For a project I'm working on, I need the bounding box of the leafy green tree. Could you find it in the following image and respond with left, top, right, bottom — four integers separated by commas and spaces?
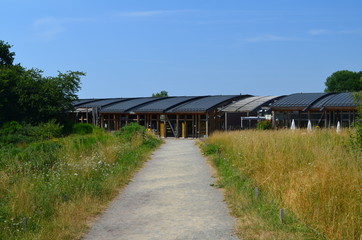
325, 70, 362, 92
0, 40, 15, 66
15, 70, 84, 124
152, 90, 168, 97
0, 40, 84, 125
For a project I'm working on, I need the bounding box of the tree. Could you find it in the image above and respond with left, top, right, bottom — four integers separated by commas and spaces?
15, 70, 84, 124
152, 90, 168, 97
0, 40, 15, 66
325, 70, 362, 92
0, 40, 84, 125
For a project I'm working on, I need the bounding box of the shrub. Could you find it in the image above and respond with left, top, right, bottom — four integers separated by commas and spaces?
116, 123, 145, 141
0, 121, 23, 135
72, 123, 93, 135
256, 120, 272, 130
33, 120, 63, 140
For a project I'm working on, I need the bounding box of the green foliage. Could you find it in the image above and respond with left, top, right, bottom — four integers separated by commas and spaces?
0, 120, 63, 145
72, 123, 94, 135
0, 40, 15, 65
0, 40, 84, 125
152, 90, 168, 97
116, 123, 146, 140
35, 120, 63, 140
0, 121, 23, 135
202, 143, 219, 155
256, 120, 273, 130
0, 125, 162, 240
350, 91, 362, 150
324, 70, 362, 92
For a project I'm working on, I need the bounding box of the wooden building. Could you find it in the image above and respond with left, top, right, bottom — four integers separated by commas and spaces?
271, 92, 359, 128
221, 96, 282, 130
72, 95, 247, 138
71, 92, 359, 133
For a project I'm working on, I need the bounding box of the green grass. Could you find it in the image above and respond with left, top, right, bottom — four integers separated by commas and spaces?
204, 143, 325, 240
0, 124, 162, 240
203, 129, 361, 240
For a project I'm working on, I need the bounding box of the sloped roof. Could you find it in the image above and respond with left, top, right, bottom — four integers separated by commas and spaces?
310, 92, 357, 110
100, 98, 160, 113
167, 95, 244, 113
271, 93, 330, 110
222, 96, 280, 112
73, 99, 101, 107
77, 98, 126, 108
135, 96, 202, 113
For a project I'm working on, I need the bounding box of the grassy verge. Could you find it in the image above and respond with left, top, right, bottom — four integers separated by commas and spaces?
202, 129, 361, 240
0, 124, 162, 240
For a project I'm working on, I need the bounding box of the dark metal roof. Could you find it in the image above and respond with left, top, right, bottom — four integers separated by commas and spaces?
222, 96, 280, 112
73, 99, 102, 107
135, 96, 202, 113
167, 95, 243, 113
77, 98, 125, 108
271, 93, 330, 110
100, 98, 160, 113
310, 92, 357, 110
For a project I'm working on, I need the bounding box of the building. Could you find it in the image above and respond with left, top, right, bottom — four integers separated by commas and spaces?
221, 96, 283, 130
71, 92, 359, 136
271, 92, 359, 128
71, 95, 248, 137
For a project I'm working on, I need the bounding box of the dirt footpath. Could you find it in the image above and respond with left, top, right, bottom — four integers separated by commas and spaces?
82, 139, 239, 240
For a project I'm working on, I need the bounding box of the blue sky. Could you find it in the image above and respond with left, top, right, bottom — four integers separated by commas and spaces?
1, 0, 362, 98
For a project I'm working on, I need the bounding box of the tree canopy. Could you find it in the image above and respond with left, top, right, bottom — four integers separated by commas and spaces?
324, 70, 362, 92
0, 40, 15, 66
152, 90, 168, 97
0, 40, 84, 126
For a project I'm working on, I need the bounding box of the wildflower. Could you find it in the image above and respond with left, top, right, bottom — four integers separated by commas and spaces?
74, 173, 78, 176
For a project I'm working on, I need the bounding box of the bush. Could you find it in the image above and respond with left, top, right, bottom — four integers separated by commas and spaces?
72, 123, 93, 135
256, 120, 272, 130
33, 120, 63, 140
116, 123, 145, 140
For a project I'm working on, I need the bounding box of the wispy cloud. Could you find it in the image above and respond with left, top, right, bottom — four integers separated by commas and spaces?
244, 34, 300, 43
308, 29, 330, 36
114, 10, 191, 17
33, 17, 92, 41
309, 29, 362, 36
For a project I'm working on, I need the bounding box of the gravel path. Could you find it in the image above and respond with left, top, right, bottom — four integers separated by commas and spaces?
82, 139, 239, 240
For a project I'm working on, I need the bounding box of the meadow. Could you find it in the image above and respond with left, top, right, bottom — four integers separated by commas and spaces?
0, 123, 161, 240
204, 129, 361, 240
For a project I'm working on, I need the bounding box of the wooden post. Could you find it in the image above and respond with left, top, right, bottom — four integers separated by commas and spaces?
23, 217, 28, 232
206, 113, 209, 137
225, 112, 228, 131
107, 114, 111, 131
157, 115, 160, 136
163, 117, 166, 137
298, 111, 301, 128
192, 115, 195, 138
197, 114, 201, 138
279, 209, 285, 224
176, 114, 179, 138
101, 114, 104, 129
86, 108, 89, 123
272, 111, 276, 128
254, 187, 259, 200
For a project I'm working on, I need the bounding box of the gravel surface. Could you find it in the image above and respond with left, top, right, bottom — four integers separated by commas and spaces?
82, 139, 239, 240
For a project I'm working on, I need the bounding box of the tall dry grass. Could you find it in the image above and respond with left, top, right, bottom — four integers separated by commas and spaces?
207, 129, 361, 240
0, 126, 161, 240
